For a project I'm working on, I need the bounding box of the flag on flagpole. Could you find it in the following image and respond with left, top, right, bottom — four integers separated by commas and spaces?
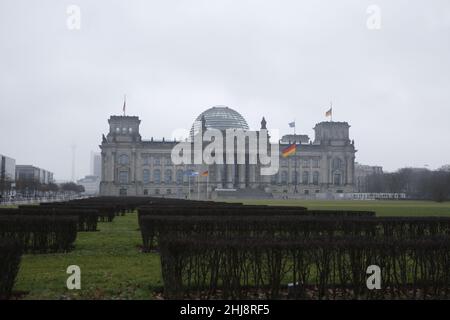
201, 170, 209, 177
325, 107, 332, 118
281, 143, 297, 157
288, 121, 295, 128
184, 169, 199, 176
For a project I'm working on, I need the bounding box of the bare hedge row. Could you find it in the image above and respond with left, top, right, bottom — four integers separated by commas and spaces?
160, 237, 450, 299
139, 215, 450, 251
0, 215, 78, 253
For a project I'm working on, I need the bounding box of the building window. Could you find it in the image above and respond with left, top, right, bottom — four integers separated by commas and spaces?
122, 127, 127, 134
166, 189, 172, 195
165, 158, 172, 165
302, 159, 310, 168
143, 189, 148, 195
281, 159, 288, 167
302, 171, 309, 185
116, 127, 120, 133
304, 189, 309, 195
142, 154, 149, 165
332, 158, 343, 170
164, 169, 173, 184
313, 171, 319, 185
119, 154, 129, 165
154, 157, 160, 166
119, 188, 127, 196
334, 172, 341, 185
281, 171, 288, 185
143, 169, 150, 184
153, 169, 161, 184
129, 127, 133, 133
119, 171, 129, 184
176, 169, 184, 184
155, 188, 160, 195
312, 159, 319, 168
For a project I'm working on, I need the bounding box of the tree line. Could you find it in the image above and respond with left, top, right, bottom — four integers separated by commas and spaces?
366, 167, 450, 202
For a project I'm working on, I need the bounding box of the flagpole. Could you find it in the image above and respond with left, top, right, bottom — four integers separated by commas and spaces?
206, 173, 209, 200
188, 174, 191, 199
330, 102, 333, 122
197, 175, 200, 200
123, 94, 127, 116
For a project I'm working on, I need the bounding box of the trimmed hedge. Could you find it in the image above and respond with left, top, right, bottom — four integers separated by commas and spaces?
14, 207, 99, 231
0, 239, 22, 300
160, 237, 450, 299
0, 215, 78, 253
139, 215, 450, 250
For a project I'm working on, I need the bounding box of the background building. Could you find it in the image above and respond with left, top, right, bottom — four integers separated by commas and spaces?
100, 106, 357, 198
355, 163, 384, 192
15, 165, 54, 184
0, 154, 16, 199
91, 152, 102, 178
77, 175, 100, 195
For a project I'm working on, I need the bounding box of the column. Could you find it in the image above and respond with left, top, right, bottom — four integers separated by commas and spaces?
226, 164, 234, 189
238, 164, 246, 189
215, 164, 223, 188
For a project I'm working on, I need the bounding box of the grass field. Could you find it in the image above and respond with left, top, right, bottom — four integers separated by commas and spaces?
233, 199, 450, 217
12, 200, 450, 299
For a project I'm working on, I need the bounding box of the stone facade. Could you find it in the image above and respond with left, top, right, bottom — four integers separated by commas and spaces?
99, 113, 357, 198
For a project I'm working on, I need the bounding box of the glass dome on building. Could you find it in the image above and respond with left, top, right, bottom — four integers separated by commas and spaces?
190, 105, 249, 139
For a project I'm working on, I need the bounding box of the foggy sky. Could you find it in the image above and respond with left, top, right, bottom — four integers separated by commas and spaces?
1, 0, 450, 181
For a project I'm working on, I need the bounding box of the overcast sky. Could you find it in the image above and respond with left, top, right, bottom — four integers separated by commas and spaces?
1, 0, 449, 180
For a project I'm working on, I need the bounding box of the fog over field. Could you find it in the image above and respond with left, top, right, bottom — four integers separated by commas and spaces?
1, 0, 449, 180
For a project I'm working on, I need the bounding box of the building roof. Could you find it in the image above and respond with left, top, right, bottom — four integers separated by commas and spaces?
190, 105, 249, 138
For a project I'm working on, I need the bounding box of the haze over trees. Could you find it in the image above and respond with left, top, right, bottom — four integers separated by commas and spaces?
366, 167, 450, 202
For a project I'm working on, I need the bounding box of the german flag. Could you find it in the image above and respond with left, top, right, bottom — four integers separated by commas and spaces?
201, 170, 209, 177
281, 143, 296, 157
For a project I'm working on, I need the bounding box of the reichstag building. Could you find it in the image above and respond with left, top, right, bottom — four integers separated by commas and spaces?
99, 106, 356, 198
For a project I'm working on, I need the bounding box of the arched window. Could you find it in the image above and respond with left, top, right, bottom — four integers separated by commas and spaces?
176, 170, 184, 184
332, 158, 342, 170
164, 169, 173, 184
334, 172, 341, 186
302, 171, 309, 185
313, 171, 319, 185
281, 171, 288, 184
153, 169, 161, 184
119, 154, 129, 165
154, 157, 160, 165
143, 169, 150, 184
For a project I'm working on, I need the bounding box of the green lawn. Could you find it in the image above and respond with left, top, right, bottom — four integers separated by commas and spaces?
232, 199, 450, 217
14, 213, 162, 300
12, 200, 450, 299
